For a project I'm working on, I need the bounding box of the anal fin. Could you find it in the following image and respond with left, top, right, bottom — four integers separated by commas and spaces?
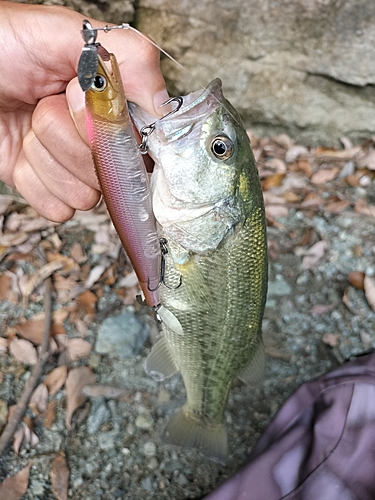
163, 404, 228, 465
144, 337, 178, 381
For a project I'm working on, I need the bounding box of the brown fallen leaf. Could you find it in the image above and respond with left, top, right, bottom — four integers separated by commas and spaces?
69, 242, 87, 264
65, 366, 95, 429
0, 463, 31, 500
263, 192, 289, 218
354, 199, 375, 218
311, 167, 339, 184
302, 240, 327, 269
76, 290, 97, 317
0, 337, 8, 355
44, 400, 57, 428
14, 317, 65, 345
50, 451, 69, 500
323, 200, 350, 214
29, 383, 48, 414
67, 338, 92, 362
322, 333, 340, 347
82, 384, 127, 399
44, 366, 68, 396
9, 338, 38, 366
46, 251, 80, 273
348, 271, 365, 290
364, 275, 375, 312
0, 399, 8, 430
0, 274, 11, 301
262, 173, 285, 190
310, 304, 335, 314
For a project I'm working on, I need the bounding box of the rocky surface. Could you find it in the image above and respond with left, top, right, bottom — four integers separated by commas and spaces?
1, 133, 375, 498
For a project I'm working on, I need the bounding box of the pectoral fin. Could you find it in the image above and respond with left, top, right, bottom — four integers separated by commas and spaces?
156, 305, 184, 335
144, 337, 179, 381
237, 340, 265, 386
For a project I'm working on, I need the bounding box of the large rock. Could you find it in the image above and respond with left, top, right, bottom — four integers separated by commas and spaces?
136, 0, 375, 145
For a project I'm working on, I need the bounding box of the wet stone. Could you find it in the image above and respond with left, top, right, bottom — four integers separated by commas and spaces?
143, 441, 156, 457
98, 431, 115, 451
95, 310, 149, 359
87, 397, 111, 435
141, 475, 154, 491
176, 473, 189, 487
267, 279, 292, 296
31, 480, 44, 496
135, 413, 154, 430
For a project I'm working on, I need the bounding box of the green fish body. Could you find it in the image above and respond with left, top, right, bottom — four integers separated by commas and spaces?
130, 79, 267, 464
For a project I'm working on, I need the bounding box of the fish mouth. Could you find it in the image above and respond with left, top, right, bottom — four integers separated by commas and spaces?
129, 78, 224, 129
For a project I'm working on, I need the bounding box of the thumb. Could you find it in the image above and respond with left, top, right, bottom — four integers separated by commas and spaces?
66, 78, 89, 145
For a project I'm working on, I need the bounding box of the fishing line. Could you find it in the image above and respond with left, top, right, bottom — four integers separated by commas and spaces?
92, 22, 242, 127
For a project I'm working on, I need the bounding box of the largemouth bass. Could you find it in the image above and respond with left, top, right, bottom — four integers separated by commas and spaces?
130, 79, 268, 464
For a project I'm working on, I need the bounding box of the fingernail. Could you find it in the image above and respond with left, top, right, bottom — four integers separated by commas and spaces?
66, 79, 85, 113
153, 89, 170, 117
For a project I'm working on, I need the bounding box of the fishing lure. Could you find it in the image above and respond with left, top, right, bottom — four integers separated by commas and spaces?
77, 21, 183, 333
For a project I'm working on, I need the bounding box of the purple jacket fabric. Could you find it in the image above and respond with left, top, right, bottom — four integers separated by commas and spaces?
204, 352, 375, 500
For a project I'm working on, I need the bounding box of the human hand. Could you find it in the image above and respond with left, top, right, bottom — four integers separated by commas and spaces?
0, 1, 168, 222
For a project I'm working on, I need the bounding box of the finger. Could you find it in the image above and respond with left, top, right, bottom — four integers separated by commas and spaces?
32, 93, 99, 189
13, 156, 75, 223
22, 129, 100, 214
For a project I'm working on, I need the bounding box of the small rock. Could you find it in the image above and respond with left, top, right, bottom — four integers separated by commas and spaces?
143, 441, 156, 457
158, 389, 171, 404
267, 279, 292, 296
141, 475, 153, 491
73, 477, 83, 489
147, 457, 159, 470
31, 480, 44, 496
135, 413, 154, 430
95, 311, 149, 358
98, 431, 115, 450
87, 397, 111, 435
0, 399, 8, 430
176, 473, 189, 487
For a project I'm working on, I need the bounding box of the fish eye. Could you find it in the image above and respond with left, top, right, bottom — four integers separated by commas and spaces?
210, 135, 234, 160
91, 74, 107, 92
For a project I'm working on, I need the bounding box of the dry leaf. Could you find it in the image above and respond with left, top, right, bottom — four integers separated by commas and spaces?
46, 251, 79, 273
262, 173, 285, 190
348, 271, 365, 290
364, 275, 375, 312
0, 399, 8, 430
70, 242, 87, 264
67, 338, 92, 362
285, 145, 309, 163
0, 232, 28, 247
44, 366, 68, 396
65, 366, 95, 429
0, 274, 11, 300
354, 199, 375, 218
50, 451, 69, 500
77, 290, 97, 317
29, 383, 48, 414
0, 337, 8, 355
44, 400, 57, 428
82, 384, 127, 399
322, 333, 340, 347
0, 463, 31, 500
310, 304, 335, 314
12, 426, 25, 455
263, 192, 289, 218
9, 338, 38, 365
84, 264, 106, 289
302, 240, 327, 269
323, 200, 350, 214
311, 167, 339, 184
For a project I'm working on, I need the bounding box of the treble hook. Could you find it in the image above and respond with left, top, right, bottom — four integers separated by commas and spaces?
139, 96, 184, 154
148, 238, 183, 291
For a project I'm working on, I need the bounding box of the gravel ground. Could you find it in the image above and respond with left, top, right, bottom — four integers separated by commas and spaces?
1, 138, 375, 499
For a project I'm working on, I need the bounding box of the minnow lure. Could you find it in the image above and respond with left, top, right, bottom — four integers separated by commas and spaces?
77, 21, 183, 333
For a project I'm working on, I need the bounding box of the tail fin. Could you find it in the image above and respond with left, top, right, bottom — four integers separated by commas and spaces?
162, 404, 228, 465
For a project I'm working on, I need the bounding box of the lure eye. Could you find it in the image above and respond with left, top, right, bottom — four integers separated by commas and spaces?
210, 135, 234, 160
91, 74, 107, 92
